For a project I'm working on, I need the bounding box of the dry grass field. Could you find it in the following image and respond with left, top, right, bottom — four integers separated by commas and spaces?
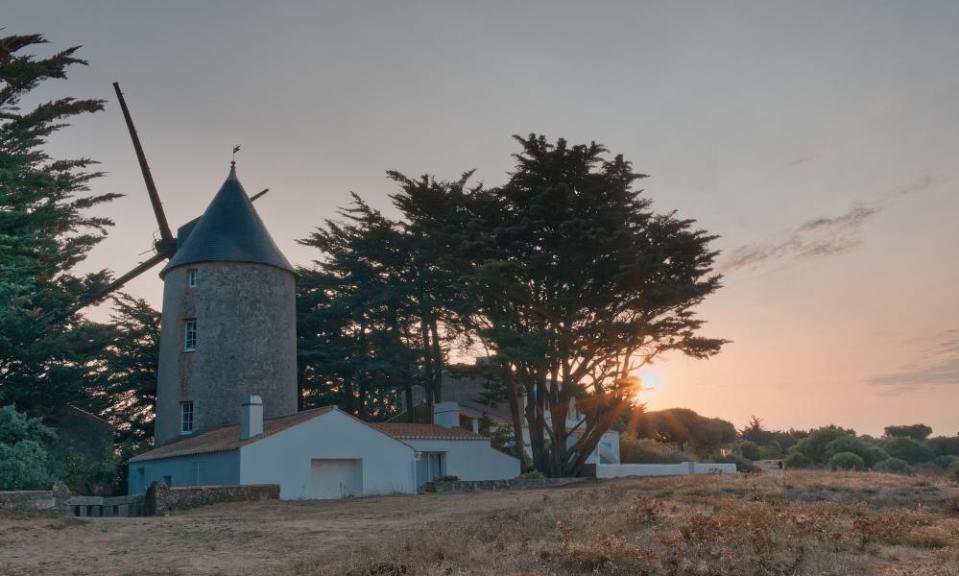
2, 471, 959, 575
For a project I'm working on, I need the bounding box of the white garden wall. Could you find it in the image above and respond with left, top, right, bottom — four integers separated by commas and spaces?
594, 462, 737, 479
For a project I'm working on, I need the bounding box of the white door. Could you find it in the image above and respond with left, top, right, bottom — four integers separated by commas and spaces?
310, 459, 362, 499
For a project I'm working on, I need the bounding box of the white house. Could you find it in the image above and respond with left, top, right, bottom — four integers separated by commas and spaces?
128, 398, 520, 500
401, 375, 621, 465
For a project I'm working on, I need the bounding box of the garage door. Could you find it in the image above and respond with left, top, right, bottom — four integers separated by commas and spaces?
310, 459, 363, 499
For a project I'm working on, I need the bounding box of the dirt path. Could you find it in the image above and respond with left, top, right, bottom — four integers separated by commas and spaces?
0, 486, 581, 576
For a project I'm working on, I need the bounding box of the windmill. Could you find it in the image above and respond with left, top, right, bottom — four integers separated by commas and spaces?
73, 83, 267, 312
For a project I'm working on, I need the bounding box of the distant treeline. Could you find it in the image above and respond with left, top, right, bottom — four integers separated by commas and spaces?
620, 409, 959, 478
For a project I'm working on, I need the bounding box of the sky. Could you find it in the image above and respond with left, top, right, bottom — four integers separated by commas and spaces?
6, 1, 959, 436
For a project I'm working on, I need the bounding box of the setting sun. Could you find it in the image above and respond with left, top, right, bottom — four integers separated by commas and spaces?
633, 366, 662, 403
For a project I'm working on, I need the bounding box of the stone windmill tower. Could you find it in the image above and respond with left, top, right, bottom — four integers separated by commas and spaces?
152, 163, 298, 445
78, 84, 298, 446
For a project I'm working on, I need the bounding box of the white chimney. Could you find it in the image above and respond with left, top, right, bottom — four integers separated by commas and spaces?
240, 395, 263, 440
434, 401, 460, 429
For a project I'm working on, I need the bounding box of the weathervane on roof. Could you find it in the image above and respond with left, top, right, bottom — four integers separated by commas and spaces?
231, 144, 241, 167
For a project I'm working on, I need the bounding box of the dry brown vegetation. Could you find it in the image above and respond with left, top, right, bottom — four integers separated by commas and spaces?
291, 472, 959, 576
2, 471, 959, 576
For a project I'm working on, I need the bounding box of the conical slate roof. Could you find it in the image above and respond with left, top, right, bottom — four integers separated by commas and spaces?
162, 166, 293, 276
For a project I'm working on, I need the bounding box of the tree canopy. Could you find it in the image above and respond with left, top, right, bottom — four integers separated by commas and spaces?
0, 33, 119, 417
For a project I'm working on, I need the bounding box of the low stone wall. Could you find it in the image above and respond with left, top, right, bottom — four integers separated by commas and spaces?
0, 490, 57, 515
144, 483, 280, 516
423, 477, 586, 493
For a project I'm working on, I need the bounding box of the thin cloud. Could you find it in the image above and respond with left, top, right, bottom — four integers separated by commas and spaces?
870, 330, 959, 391
786, 154, 815, 167
723, 203, 879, 271
722, 175, 934, 272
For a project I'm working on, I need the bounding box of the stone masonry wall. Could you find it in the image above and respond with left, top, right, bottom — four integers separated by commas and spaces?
0, 491, 56, 515
423, 477, 586, 493
144, 482, 279, 516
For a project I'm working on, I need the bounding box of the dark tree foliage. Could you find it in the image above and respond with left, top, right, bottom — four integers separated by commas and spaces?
301, 135, 726, 476
883, 424, 933, 443
297, 197, 418, 420
0, 34, 120, 418
457, 136, 725, 475
635, 408, 736, 458
87, 294, 160, 442
927, 436, 959, 457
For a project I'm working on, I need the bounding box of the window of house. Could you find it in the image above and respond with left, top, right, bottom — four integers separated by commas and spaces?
180, 401, 194, 434
163, 475, 172, 487
187, 268, 198, 288
184, 319, 197, 351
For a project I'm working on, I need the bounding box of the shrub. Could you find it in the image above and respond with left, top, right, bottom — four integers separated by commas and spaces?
794, 426, 852, 465
828, 451, 865, 471
0, 440, 51, 490
0, 406, 57, 490
784, 452, 811, 469
948, 460, 959, 481
717, 454, 756, 472
620, 436, 696, 464
883, 437, 934, 465
518, 470, 545, 480
934, 455, 957, 470
738, 440, 762, 461
927, 436, 959, 457
823, 435, 868, 462
873, 458, 911, 475
863, 446, 890, 469
759, 440, 783, 459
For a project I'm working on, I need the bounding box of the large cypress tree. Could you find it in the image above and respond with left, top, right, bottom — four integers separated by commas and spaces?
392, 135, 726, 476
0, 34, 119, 418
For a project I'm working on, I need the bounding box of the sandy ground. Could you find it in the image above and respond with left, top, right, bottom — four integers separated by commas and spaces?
0, 485, 584, 576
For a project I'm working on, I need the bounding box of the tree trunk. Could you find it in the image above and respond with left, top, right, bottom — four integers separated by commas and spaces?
419, 318, 434, 422
502, 365, 528, 471
429, 318, 443, 403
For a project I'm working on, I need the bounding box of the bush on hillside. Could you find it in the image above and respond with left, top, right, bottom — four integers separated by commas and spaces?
872, 457, 911, 475
784, 452, 811, 469
738, 440, 762, 461
794, 426, 853, 464
863, 446, 890, 469
759, 440, 783, 460
717, 453, 756, 473
828, 451, 865, 471
620, 436, 697, 464
927, 436, 959, 457
934, 455, 957, 470
823, 435, 868, 462
949, 460, 959, 482
883, 437, 934, 465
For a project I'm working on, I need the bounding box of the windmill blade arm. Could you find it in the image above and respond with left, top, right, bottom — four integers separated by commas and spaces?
113, 82, 174, 245
74, 252, 167, 312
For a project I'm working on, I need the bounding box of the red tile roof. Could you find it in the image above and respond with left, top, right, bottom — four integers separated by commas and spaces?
370, 423, 487, 441
130, 406, 335, 462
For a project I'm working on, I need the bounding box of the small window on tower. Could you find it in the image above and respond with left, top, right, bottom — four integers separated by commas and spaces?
180, 401, 193, 434
184, 319, 197, 351
187, 268, 197, 288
